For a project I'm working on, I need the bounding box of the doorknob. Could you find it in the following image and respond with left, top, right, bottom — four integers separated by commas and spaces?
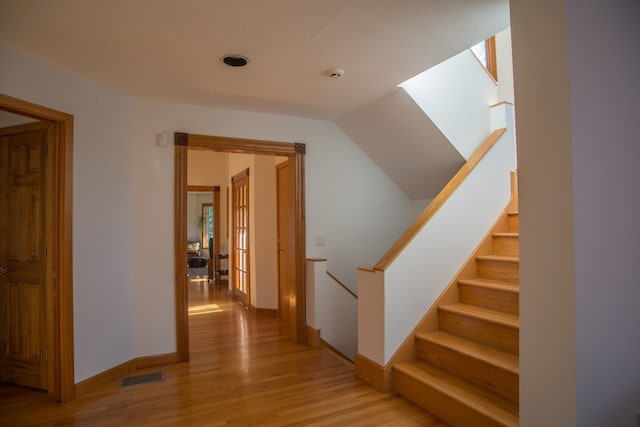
0, 266, 6, 276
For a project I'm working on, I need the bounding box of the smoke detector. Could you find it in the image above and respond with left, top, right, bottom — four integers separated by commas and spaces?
324, 68, 345, 79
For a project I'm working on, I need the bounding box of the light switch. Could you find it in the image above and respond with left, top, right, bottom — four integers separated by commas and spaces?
157, 131, 171, 147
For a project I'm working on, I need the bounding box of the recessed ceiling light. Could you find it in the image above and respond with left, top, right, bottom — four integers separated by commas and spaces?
221, 54, 249, 67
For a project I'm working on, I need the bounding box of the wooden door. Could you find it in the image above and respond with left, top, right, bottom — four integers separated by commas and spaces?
0, 121, 50, 390
231, 169, 250, 307
276, 161, 292, 323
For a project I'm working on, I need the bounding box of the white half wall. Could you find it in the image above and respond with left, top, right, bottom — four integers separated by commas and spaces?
358, 120, 516, 366
383, 126, 515, 363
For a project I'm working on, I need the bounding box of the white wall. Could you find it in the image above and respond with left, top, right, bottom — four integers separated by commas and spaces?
0, 44, 137, 382
512, 1, 640, 426
137, 100, 421, 366
495, 28, 514, 104
305, 125, 419, 292
511, 3, 577, 424
226, 153, 278, 309
566, 2, 640, 426
400, 49, 498, 159
130, 94, 414, 338
188, 149, 229, 252
188, 150, 230, 188
252, 155, 278, 309
1, 42, 419, 381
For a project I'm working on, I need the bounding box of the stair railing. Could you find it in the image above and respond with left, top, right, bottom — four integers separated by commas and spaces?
306, 259, 358, 361
375, 127, 506, 271
356, 104, 516, 388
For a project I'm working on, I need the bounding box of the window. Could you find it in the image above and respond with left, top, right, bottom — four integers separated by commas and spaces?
471, 36, 497, 81
201, 203, 214, 248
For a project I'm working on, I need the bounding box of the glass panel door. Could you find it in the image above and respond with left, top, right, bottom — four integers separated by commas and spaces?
231, 169, 250, 306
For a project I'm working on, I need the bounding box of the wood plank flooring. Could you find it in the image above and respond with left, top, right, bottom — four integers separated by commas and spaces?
0, 278, 447, 426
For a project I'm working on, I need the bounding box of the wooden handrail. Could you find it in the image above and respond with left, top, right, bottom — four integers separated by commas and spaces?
327, 271, 358, 299
373, 128, 507, 271
307, 258, 358, 299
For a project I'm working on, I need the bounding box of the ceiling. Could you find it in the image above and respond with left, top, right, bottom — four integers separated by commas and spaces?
0, 0, 509, 121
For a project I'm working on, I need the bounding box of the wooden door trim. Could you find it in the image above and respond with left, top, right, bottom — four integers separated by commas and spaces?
174, 143, 189, 361
0, 93, 75, 402
174, 133, 306, 360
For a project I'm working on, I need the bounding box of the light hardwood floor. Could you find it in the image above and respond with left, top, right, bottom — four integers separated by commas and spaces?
0, 277, 447, 426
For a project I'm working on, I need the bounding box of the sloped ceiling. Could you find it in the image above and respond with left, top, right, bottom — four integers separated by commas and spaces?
337, 88, 465, 200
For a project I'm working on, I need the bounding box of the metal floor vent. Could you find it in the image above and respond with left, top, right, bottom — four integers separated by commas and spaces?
119, 371, 165, 388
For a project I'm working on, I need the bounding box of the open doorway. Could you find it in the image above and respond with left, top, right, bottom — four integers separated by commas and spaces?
0, 94, 74, 402
185, 183, 225, 330
174, 132, 306, 362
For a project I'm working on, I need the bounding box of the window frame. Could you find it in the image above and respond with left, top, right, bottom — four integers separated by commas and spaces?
471, 36, 498, 82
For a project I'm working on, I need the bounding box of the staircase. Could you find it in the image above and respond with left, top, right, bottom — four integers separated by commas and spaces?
393, 202, 519, 426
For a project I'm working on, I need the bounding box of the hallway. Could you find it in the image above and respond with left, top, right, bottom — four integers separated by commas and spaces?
0, 279, 445, 426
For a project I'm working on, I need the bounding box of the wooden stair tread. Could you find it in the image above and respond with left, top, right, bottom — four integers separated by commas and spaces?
458, 278, 519, 292
417, 330, 519, 375
476, 254, 519, 263
394, 360, 519, 426
439, 303, 519, 329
